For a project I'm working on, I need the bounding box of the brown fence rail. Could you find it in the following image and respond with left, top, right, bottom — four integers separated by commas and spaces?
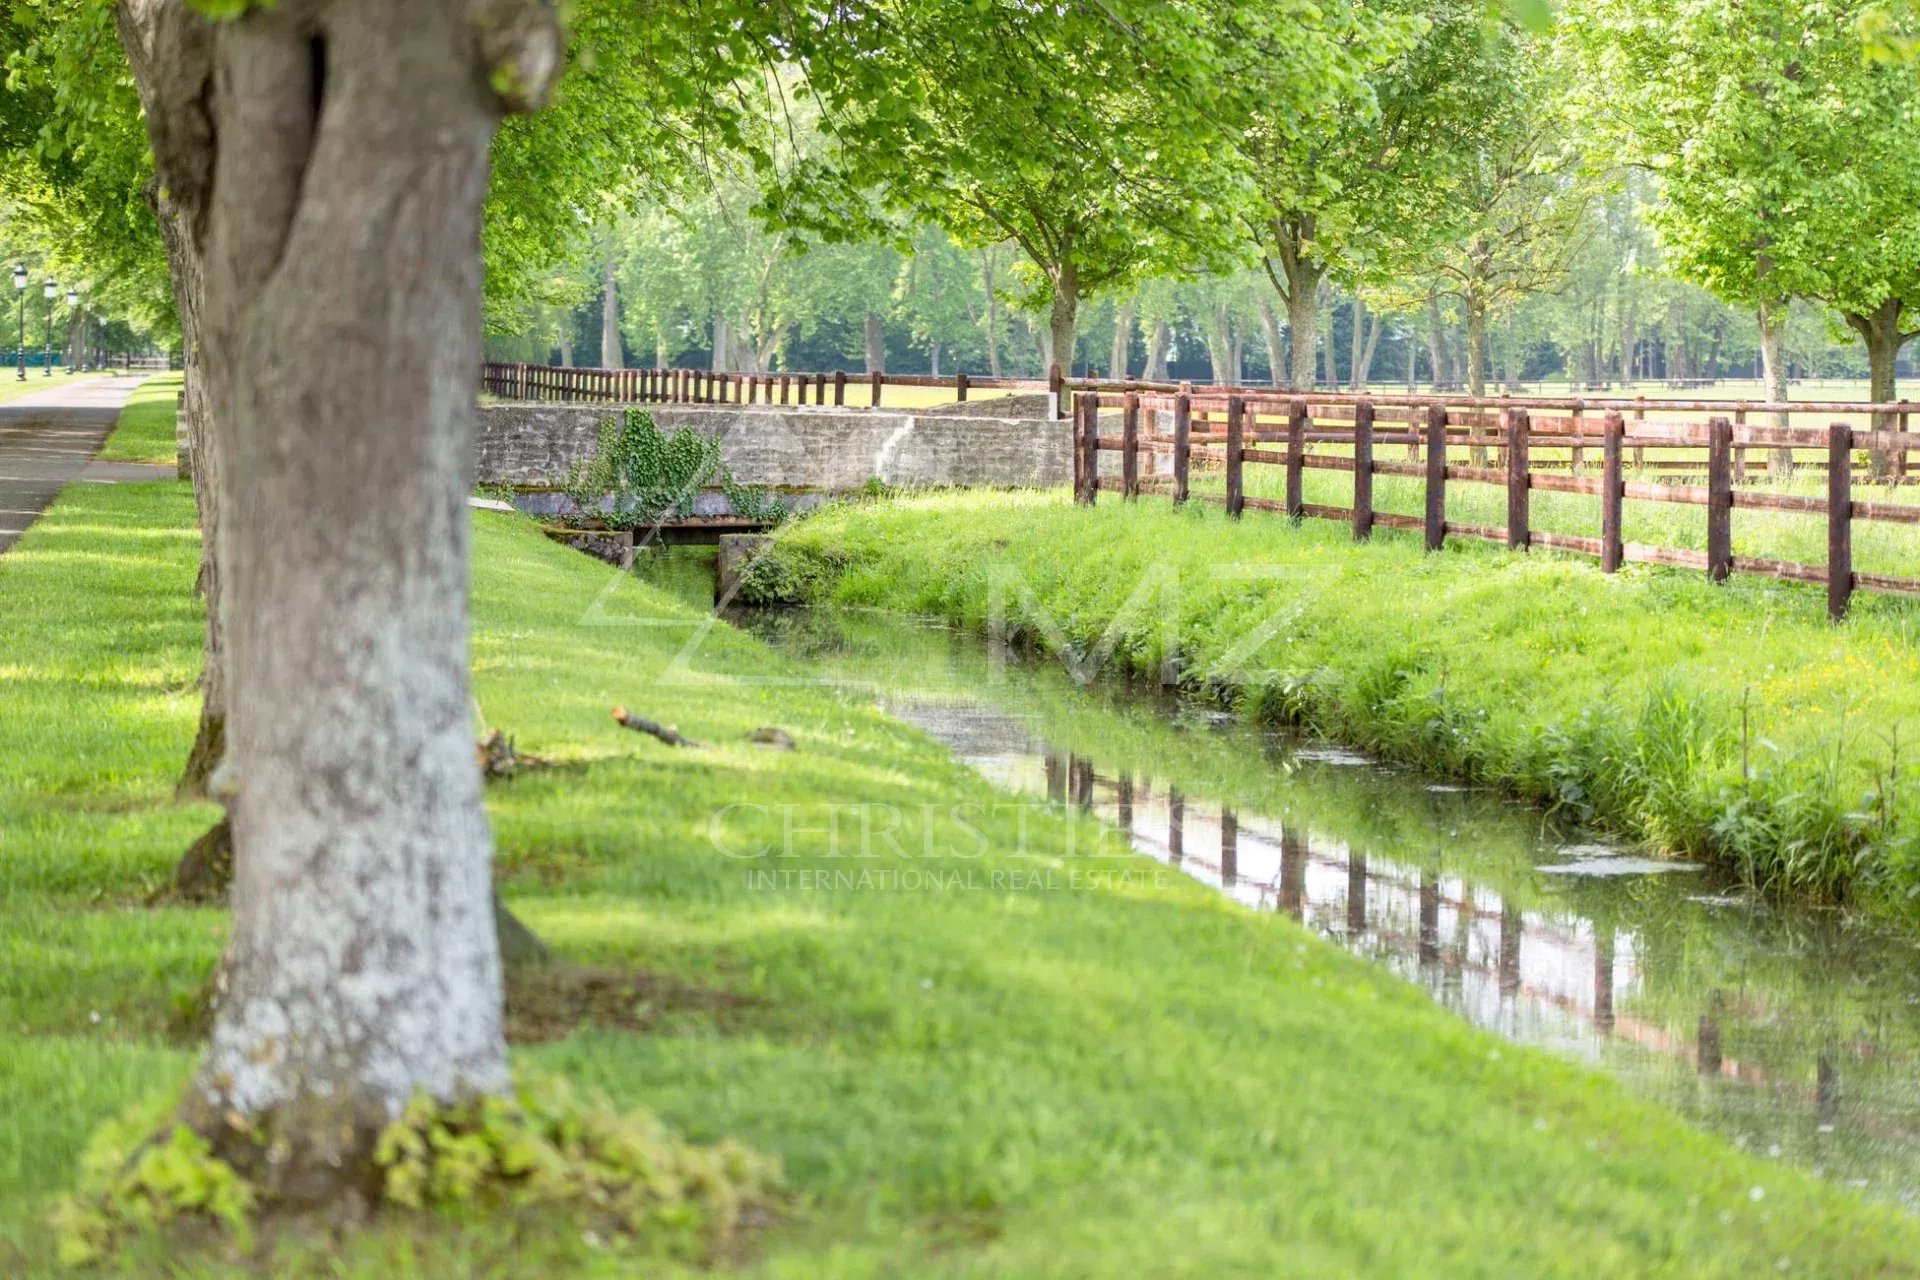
1071, 389, 1920, 620
482, 361, 1920, 615
481, 361, 1062, 410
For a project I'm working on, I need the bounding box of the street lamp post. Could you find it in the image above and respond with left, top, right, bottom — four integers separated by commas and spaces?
41, 280, 57, 377
12, 265, 26, 381
64, 289, 78, 374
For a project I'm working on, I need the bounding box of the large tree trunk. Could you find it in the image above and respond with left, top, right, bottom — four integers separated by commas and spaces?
599, 249, 622, 370
118, 10, 227, 801
1757, 301, 1792, 476
1145, 318, 1170, 381
711, 313, 730, 374
1047, 265, 1078, 378
863, 310, 886, 374
1110, 299, 1133, 379
1846, 298, 1908, 476
125, 0, 558, 1201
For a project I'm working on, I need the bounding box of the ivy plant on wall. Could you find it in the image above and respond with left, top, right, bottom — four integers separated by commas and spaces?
562, 408, 790, 528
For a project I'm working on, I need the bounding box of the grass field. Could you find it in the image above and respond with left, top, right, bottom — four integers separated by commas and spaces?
92, 374, 182, 466
748, 487, 1920, 913
5, 403, 1920, 1274
0, 371, 117, 408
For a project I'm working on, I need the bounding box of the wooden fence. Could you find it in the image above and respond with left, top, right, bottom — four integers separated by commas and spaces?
1072, 389, 1920, 620
481, 361, 1064, 409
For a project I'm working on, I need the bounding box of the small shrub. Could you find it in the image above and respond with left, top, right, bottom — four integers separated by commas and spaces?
52, 1075, 780, 1268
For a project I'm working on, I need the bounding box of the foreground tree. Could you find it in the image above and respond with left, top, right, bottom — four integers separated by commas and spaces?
118, 0, 558, 1194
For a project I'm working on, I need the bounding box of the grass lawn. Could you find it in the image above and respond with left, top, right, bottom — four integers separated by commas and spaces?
5, 401, 1920, 1275
92, 374, 182, 466
749, 487, 1920, 912
0, 371, 119, 407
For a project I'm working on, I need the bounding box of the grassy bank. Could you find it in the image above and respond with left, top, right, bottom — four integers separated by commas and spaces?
6, 412, 1920, 1273
92, 374, 182, 466
746, 489, 1920, 910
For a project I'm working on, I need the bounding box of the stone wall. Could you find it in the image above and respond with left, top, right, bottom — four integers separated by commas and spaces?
475, 403, 1072, 495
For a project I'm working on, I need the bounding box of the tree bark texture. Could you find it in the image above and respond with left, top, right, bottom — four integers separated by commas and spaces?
599, 249, 622, 369
121, 0, 559, 1197
1047, 266, 1078, 378
863, 310, 886, 374
1145, 318, 1170, 382
1109, 299, 1133, 379
1846, 297, 1911, 475
117, 6, 228, 799
1757, 301, 1793, 476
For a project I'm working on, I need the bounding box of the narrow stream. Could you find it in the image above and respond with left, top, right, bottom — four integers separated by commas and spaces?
637, 545, 1920, 1211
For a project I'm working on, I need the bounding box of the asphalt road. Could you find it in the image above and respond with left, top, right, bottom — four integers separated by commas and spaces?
0, 376, 167, 555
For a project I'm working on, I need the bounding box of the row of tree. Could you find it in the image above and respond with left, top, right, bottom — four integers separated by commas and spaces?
486, 0, 1920, 408
499, 186, 1883, 391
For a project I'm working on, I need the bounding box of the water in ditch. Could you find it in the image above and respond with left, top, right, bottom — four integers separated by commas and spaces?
637, 543, 1920, 1211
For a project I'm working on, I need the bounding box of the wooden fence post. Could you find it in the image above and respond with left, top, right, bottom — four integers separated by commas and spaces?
1506, 407, 1530, 551
1633, 396, 1646, 469
1226, 395, 1246, 518
815, 372, 827, 404
1286, 398, 1307, 521
1707, 416, 1733, 582
1353, 399, 1374, 541
1122, 393, 1141, 499
1830, 423, 1853, 620
1071, 394, 1084, 500
779, 374, 790, 405
834, 370, 847, 407
1050, 364, 1065, 420
1424, 402, 1447, 552
1173, 393, 1192, 504
1569, 402, 1585, 471
870, 370, 883, 408
1602, 410, 1624, 573
1078, 392, 1100, 505
956, 371, 970, 402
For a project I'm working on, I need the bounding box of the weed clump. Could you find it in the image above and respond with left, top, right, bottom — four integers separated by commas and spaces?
52, 1075, 780, 1268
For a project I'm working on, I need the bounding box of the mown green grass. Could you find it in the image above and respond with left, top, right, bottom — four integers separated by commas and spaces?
4, 409, 1920, 1274
0, 371, 118, 407
750, 488, 1920, 911
92, 374, 182, 466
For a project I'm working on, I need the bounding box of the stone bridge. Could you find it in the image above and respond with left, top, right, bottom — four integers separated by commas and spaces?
476, 399, 1076, 524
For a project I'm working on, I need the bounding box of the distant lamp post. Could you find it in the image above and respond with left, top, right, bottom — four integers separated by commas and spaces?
65, 289, 79, 373
41, 280, 56, 377
12, 265, 25, 381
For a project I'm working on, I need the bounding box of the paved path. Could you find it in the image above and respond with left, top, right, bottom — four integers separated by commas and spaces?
0, 376, 168, 554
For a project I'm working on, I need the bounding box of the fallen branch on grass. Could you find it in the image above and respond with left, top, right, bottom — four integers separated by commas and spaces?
612, 706, 701, 748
